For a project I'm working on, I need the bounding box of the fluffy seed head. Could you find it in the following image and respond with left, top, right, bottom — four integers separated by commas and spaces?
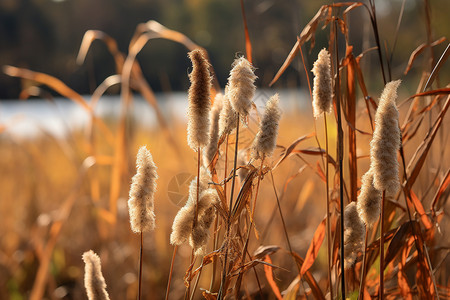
187, 49, 212, 150
189, 190, 218, 256
219, 89, 238, 136
312, 48, 333, 118
343, 202, 366, 269
128, 146, 158, 233
227, 57, 257, 120
357, 169, 382, 227
370, 80, 401, 195
204, 93, 224, 165
170, 205, 194, 245
252, 94, 282, 159
82, 250, 110, 300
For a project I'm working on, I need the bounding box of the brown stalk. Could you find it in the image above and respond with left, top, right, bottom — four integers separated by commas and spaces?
333, 19, 346, 299
218, 115, 240, 300
324, 114, 333, 300
164, 245, 178, 300
380, 190, 385, 300
138, 232, 144, 300
234, 155, 265, 298
358, 228, 369, 299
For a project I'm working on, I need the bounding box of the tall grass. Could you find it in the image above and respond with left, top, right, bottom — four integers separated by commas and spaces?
1, 2, 449, 300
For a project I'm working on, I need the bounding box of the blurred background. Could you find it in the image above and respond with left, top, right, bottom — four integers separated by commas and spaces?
1, 0, 449, 99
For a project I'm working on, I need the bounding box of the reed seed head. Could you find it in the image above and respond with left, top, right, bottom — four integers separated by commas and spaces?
312, 48, 333, 118
204, 92, 224, 165
187, 49, 212, 150
82, 250, 110, 300
370, 80, 401, 195
189, 189, 218, 256
227, 57, 257, 122
357, 169, 382, 227
252, 94, 281, 159
170, 205, 194, 245
344, 202, 365, 269
218, 89, 238, 136
128, 146, 158, 233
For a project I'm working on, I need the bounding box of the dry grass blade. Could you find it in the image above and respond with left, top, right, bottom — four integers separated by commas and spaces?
131, 20, 220, 94
273, 133, 315, 169
263, 255, 283, 300
403, 37, 447, 75
384, 221, 415, 266
404, 95, 450, 192
76, 30, 124, 74
291, 252, 325, 300
240, 0, 252, 63
231, 168, 258, 222
342, 46, 358, 202
292, 148, 337, 168
431, 169, 450, 212
300, 218, 326, 277
269, 3, 364, 86
3, 66, 91, 112
408, 190, 433, 230
424, 42, 450, 91
3, 65, 114, 142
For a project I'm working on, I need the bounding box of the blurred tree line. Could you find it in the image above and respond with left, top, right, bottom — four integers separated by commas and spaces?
0, 0, 448, 99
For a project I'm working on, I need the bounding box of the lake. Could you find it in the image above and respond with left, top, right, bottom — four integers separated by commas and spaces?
0, 89, 309, 138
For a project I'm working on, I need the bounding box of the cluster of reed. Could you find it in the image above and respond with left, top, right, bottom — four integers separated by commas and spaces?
82, 50, 284, 299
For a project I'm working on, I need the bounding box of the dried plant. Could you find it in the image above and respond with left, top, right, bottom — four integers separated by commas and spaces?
357, 169, 382, 227
370, 80, 402, 196
128, 146, 158, 233
343, 202, 365, 269
187, 49, 212, 151
227, 57, 257, 122
252, 93, 282, 159
82, 250, 110, 300
312, 48, 333, 118
204, 93, 224, 165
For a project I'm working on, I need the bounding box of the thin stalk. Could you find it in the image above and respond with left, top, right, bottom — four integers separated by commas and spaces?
269, 170, 309, 298
194, 148, 201, 226
235, 156, 265, 298
380, 190, 385, 300
138, 232, 143, 300
165, 245, 178, 300
190, 266, 203, 300
324, 114, 333, 300
334, 19, 345, 300
185, 250, 195, 300
209, 211, 219, 291
218, 115, 240, 300
358, 228, 369, 300
210, 135, 228, 290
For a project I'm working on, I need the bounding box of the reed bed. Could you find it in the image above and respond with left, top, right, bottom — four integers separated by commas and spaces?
1, 1, 449, 300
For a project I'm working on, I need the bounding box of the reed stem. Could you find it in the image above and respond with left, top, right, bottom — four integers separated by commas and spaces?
334, 19, 345, 300
324, 114, 333, 300
358, 227, 369, 300
218, 115, 240, 300
165, 245, 178, 300
138, 232, 143, 300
